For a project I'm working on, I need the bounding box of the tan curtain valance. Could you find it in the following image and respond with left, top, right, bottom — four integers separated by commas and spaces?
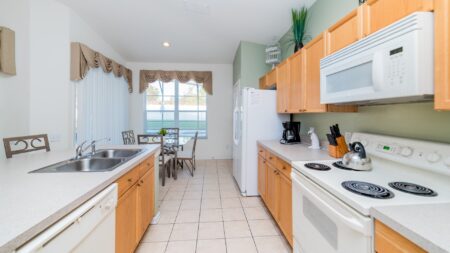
70, 42, 132, 92
0, 26, 16, 75
140, 70, 213, 95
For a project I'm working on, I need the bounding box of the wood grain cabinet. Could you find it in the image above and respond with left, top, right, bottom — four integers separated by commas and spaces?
363, 0, 433, 36
326, 7, 363, 54
434, 0, 450, 110
266, 68, 277, 88
259, 75, 267, 89
276, 60, 290, 113
257, 145, 293, 247
288, 51, 304, 113
375, 220, 426, 253
116, 154, 155, 253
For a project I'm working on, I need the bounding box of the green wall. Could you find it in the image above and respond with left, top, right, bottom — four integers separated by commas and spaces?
233, 41, 271, 88
279, 0, 450, 143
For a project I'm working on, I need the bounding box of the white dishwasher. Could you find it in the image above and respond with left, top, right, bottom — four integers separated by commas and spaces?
17, 184, 118, 253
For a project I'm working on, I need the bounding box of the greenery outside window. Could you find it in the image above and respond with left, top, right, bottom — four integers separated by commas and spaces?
145, 80, 207, 138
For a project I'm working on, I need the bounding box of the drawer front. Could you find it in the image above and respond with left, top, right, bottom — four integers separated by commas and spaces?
277, 158, 292, 179
258, 145, 266, 158
117, 165, 140, 197
139, 155, 155, 177
266, 151, 278, 166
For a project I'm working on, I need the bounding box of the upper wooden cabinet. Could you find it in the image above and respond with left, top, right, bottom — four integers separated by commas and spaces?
259, 75, 267, 89
303, 34, 328, 113
276, 60, 290, 113
266, 68, 277, 87
363, 0, 433, 36
326, 7, 363, 54
375, 220, 426, 253
434, 0, 450, 110
288, 51, 304, 113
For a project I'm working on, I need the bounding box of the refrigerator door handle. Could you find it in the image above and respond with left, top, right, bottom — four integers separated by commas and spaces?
233, 107, 240, 145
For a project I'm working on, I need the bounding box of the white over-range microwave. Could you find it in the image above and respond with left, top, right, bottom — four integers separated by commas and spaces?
320, 12, 434, 105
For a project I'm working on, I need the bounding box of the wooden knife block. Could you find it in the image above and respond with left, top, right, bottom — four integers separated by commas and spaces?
328, 136, 349, 158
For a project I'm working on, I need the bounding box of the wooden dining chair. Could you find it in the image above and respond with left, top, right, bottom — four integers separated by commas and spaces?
177, 131, 198, 176
137, 134, 173, 186
122, 130, 136, 145
3, 134, 50, 158
162, 128, 181, 151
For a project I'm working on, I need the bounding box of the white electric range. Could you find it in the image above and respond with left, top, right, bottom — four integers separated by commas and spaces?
291, 132, 450, 253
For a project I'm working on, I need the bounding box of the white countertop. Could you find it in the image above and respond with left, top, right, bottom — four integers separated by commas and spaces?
371, 204, 450, 253
0, 145, 160, 253
257, 140, 332, 164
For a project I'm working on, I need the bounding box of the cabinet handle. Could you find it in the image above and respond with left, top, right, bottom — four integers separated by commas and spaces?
282, 166, 286, 170
140, 180, 144, 184
284, 110, 288, 112
137, 183, 141, 187
127, 178, 133, 182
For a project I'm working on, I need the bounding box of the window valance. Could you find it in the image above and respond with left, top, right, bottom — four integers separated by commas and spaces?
70, 42, 132, 92
139, 70, 213, 95
0, 26, 16, 75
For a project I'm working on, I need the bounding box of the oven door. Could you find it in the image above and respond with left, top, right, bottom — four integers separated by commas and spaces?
291, 171, 373, 253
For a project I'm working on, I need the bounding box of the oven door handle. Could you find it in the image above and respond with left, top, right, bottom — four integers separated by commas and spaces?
293, 175, 371, 235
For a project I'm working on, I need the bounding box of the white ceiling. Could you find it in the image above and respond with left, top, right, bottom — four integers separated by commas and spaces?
58, 0, 315, 63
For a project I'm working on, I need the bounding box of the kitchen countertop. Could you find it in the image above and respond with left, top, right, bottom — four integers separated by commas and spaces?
257, 140, 333, 164
371, 204, 450, 253
0, 144, 160, 253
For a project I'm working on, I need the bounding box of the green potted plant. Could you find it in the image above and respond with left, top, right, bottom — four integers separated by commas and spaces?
290, 6, 308, 52
158, 128, 168, 136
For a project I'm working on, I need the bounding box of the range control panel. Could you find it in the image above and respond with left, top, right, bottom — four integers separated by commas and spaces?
350, 133, 450, 176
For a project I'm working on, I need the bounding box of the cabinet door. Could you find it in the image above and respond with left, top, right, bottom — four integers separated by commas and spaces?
288, 51, 304, 113
137, 167, 155, 241
326, 7, 363, 55
116, 184, 138, 253
278, 174, 293, 247
266, 68, 277, 87
266, 165, 280, 220
276, 61, 290, 113
375, 220, 426, 253
259, 75, 267, 89
303, 34, 327, 113
257, 156, 267, 201
435, 0, 450, 110
363, 0, 433, 36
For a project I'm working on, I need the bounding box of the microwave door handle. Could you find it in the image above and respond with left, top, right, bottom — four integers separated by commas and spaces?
372, 52, 384, 91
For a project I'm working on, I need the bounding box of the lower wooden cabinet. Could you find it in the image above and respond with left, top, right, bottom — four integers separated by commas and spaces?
257, 145, 293, 247
278, 173, 293, 246
375, 220, 426, 253
116, 184, 138, 253
257, 155, 267, 202
116, 155, 155, 253
137, 167, 155, 240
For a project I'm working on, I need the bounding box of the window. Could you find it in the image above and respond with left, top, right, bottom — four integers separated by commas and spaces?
75, 68, 129, 145
145, 80, 207, 138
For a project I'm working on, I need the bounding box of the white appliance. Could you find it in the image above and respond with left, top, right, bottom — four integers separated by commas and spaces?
17, 184, 118, 253
232, 81, 288, 196
320, 12, 434, 105
291, 133, 450, 253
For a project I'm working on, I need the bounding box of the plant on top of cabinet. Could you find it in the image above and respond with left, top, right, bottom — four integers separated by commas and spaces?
290, 7, 309, 52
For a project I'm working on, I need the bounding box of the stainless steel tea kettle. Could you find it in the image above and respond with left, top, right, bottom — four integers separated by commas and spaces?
342, 142, 372, 171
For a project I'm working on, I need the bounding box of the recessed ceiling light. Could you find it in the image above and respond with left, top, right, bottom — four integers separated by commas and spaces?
162, 42, 171, 48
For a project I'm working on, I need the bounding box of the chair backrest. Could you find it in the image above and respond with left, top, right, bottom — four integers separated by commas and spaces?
191, 131, 199, 158
3, 134, 50, 158
122, 130, 136, 145
163, 128, 179, 146
137, 134, 166, 163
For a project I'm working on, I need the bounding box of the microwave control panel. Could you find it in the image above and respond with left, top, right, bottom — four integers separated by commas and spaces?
386, 46, 406, 86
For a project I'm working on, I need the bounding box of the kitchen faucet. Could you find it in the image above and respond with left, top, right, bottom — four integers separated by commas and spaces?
75, 138, 111, 159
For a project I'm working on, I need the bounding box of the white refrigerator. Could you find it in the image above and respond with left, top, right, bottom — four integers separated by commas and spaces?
232, 82, 288, 196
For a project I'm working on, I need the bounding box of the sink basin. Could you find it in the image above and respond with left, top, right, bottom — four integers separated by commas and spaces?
30, 158, 124, 173
91, 149, 142, 159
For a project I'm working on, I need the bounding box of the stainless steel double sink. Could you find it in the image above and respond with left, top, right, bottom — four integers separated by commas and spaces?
30, 149, 143, 173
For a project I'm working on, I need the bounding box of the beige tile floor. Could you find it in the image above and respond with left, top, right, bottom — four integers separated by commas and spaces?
135, 160, 292, 253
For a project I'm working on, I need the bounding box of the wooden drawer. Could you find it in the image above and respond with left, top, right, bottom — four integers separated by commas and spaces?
375, 220, 426, 253
277, 158, 292, 180
266, 151, 278, 166
139, 155, 155, 178
257, 145, 266, 158
117, 165, 140, 197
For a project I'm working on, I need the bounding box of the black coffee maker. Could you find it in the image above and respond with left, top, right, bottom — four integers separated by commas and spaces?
280, 119, 301, 144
